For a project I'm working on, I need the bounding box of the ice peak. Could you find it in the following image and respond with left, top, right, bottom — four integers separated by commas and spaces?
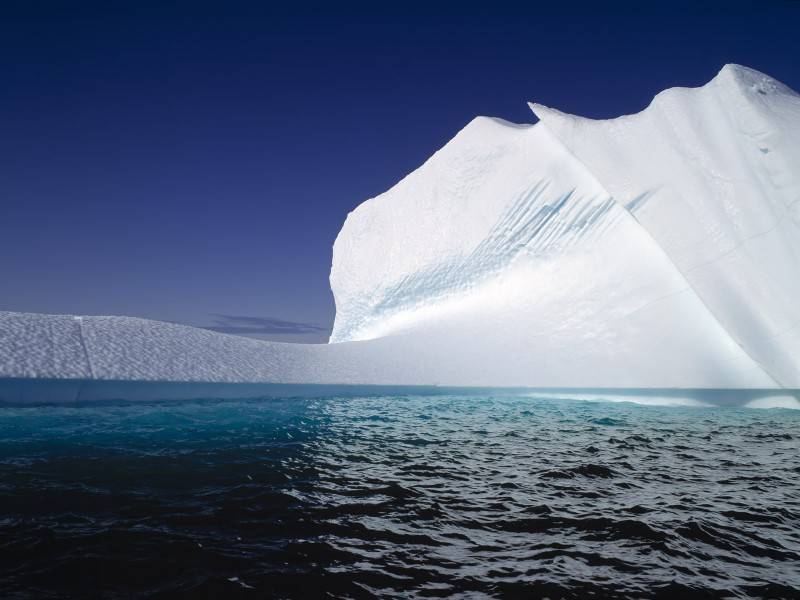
716, 62, 775, 85
714, 62, 796, 98
527, 101, 563, 122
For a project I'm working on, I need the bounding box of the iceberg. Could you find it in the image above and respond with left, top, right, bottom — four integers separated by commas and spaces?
329, 64, 800, 388
1, 64, 799, 395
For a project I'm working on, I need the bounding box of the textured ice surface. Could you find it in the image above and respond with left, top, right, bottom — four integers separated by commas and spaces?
1, 65, 799, 390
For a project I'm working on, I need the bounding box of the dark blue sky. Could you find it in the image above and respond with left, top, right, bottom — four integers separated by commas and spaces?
1, 1, 798, 342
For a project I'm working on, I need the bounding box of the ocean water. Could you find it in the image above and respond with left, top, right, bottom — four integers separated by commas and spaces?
0, 390, 798, 599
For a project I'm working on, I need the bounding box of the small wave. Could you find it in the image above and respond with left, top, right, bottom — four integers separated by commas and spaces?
745, 395, 800, 409
527, 391, 713, 407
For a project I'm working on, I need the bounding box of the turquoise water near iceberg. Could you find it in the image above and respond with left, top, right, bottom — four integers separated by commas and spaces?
0, 386, 798, 598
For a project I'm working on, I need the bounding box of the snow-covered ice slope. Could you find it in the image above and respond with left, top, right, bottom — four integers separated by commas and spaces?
531, 65, 800, 386
1, 65, 798, 389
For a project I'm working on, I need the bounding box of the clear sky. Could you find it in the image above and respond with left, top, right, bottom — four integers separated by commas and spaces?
1, 1, 798, 342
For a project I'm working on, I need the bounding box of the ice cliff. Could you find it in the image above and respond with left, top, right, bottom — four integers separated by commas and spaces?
2, 64, 799, 389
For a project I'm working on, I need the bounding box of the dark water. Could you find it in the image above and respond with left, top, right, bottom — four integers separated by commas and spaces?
0, 393, 798, 599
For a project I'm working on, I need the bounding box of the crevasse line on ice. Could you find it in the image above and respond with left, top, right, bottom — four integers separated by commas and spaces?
73, 316, 96, 379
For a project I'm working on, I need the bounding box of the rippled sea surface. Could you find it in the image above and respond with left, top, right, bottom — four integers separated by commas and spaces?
0, 392, 799, 599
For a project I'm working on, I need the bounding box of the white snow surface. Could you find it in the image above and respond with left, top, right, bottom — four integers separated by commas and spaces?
2, 64, 799, 390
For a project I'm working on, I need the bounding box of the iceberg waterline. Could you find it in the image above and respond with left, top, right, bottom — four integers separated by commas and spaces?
2, 65, 799, 393
0, 377, 797, 409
